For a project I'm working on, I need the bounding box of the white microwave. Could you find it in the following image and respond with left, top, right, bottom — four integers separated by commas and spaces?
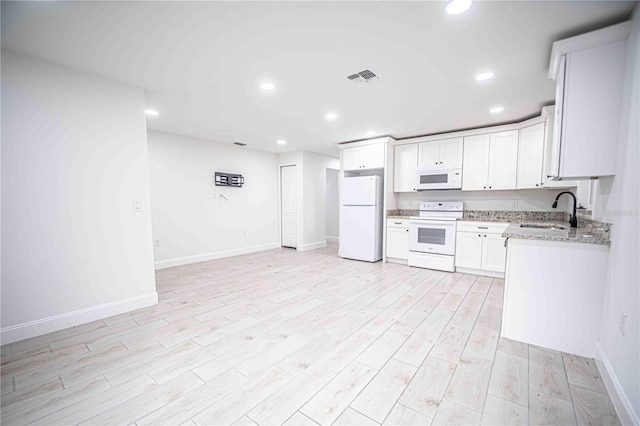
416, 166, 462, 190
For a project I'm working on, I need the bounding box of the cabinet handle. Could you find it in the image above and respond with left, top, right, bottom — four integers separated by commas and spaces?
406, 229, 409, 232
478, 234, 481, 237
484, 235, 487, 237
394, 222, 402, 225
535, 184, 539, 187
478, 226, 489, 229
489, 186, 492, 189
483, 186, 486, 189
504, 238, 509, 248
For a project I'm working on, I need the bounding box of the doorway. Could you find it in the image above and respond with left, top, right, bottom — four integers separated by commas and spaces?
280, 165, 297, 248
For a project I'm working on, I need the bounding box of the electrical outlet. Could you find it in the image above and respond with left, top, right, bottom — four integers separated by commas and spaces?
511, 200, 518, 208
154, 239, 160, 247
133, 200, 144, 212
620, 312, 628, 336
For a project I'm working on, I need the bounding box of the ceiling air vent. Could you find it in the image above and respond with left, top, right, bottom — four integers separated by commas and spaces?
233, 142, 247, 146
346, 69, 380, 84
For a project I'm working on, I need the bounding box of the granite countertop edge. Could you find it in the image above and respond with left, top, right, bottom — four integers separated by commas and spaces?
502, 223, 611, 246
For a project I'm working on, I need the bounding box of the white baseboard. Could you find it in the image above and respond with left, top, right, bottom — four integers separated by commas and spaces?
595, 343, 639, 426
155, 242, 280, 270
386, 257, 408, 265
297, 241, 327, 252
0, 292, 158, 345
326, 236, 339, 243
455, 266, 505, 279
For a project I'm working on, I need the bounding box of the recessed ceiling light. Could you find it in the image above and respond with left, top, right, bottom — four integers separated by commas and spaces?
446, 0, 472, 15
277, 139, 287, 145
259, 82, 275, 91
145, 110, 158, 116
325, 112, 338, 122
221, 130, 230, 134
490, 106, 505, 113
475, 72, 494, 81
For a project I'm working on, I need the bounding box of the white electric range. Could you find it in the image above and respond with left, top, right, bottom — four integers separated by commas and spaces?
408, 201, 463, 272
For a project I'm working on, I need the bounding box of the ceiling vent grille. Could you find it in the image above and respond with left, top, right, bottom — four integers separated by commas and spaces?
347, 69, 380, 84
233, 142, 247, 146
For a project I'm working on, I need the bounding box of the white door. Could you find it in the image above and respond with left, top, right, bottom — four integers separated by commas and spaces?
482, 233, 507, 272
455, 232, 483, 269
488, 131, 518, 190
394, 144, 418, 192
418, 141, 439, 167
339, 205, 377, 261
439, 138, 464, 168
281, 165, 297, 248
462, 134, 490, 190
517, 123, 545, 189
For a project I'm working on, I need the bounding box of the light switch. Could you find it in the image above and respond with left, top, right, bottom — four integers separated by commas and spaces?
134, 200, 144, 212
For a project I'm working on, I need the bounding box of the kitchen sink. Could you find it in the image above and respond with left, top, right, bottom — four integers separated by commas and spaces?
520, 223, 567, 230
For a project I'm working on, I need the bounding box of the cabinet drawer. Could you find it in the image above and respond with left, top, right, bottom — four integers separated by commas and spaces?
457, 221, 509, 234
387, 218, 409, 228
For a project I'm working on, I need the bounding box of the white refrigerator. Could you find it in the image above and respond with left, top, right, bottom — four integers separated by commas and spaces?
339, 175, 383, 262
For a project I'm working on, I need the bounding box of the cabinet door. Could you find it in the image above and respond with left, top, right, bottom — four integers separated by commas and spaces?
542, 110, 578, 188
342, 147, 361, 171
517, 123, 545, 189
394, 144, 418, 192
439, 138, 464, 168
462, 134, 490, 191
360, 144, 385, 169
550, 56, 565, 179
482, 233, 507, 272
488, 131, 518, 190
387, 227, 409, 260
417, 141, 439, 167
455, 232, 483, 269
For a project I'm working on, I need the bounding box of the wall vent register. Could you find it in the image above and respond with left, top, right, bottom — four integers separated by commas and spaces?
214, 172, 244, 187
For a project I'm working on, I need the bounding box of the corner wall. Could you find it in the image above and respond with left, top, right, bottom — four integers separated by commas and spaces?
147, 131, 280, 269
593, 8, 640, 424
1, 50, 157, 344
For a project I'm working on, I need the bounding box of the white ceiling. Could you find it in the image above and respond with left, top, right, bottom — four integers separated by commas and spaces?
2, 1, 635, 157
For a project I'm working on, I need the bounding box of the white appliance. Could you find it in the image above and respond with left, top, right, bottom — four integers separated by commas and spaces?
339, 175, 383, 262
415, 166, 462, 190
408, 201, 463, 272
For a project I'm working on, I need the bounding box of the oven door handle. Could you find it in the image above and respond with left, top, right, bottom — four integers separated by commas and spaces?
409, 219, 457, 227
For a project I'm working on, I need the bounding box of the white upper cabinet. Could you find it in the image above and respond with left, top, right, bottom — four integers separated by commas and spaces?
517, 123, 545, 189
462, 134, 490, 191
487, 131, 518, 190
342, 143, 385, 171
417, 138, 463, 168
548, 22, 629, 179
394, 144, 418, 192
462, 131, 517, 191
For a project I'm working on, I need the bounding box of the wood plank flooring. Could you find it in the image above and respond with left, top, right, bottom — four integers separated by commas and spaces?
1, 244, 621, 425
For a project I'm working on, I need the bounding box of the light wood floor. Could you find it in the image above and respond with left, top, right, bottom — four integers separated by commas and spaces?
1, 244, 620, 425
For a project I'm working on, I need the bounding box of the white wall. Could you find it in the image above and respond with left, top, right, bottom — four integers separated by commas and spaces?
593, 9, 640, 424
398, 188, 575, 213
1, 50, 157, 344
148, 131, 280, 268
325, 168, 339, 240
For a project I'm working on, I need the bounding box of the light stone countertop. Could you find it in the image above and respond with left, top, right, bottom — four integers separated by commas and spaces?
502, 222, 610, 245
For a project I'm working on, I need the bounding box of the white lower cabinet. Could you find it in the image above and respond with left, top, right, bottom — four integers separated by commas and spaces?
386, 219, 409, 262
455, 222, 509, 277
502, 238, 609, 357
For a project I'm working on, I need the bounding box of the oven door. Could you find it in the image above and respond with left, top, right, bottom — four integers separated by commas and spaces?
409, 219, 457, 255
